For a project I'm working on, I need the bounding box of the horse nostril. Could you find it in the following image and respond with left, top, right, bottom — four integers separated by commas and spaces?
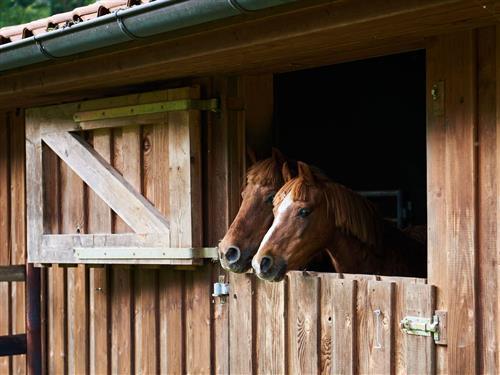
225, 246, 241, 264
260, 256, 273, 274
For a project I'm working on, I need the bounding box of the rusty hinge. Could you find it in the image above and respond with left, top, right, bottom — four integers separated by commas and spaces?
400, 310, 447, 345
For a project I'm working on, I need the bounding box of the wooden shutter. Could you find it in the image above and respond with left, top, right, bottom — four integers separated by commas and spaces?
25, 86, 212, 265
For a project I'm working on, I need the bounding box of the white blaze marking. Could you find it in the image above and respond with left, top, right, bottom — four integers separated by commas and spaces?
257, 193, 293, 251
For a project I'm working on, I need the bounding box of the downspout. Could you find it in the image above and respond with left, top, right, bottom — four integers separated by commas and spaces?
0, 0, 297, 72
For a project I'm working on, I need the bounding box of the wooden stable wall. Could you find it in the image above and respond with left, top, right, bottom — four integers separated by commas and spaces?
0, 27, 499, 375
0, 111, 26, 374
427, 26, 499, 375
228, 271, 434, 375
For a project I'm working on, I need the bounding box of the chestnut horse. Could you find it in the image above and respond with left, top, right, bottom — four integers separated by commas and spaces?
219, 150, 334, 273
252, 162, 427, 281
218, 149, 291, 272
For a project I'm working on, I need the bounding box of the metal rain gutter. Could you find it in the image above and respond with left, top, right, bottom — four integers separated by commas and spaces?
0, 0, 298, 72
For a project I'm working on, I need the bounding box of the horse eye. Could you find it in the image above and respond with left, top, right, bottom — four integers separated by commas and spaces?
298, 208, 311, 218
264, 192, 276, 205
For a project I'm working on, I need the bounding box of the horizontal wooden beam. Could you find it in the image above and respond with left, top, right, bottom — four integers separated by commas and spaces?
0, 334, 27, 356
0, 265, 25, 282
37, 234, 205, 265
42, 132, 170, 234
73, 98, 218, 122
75, 247, 218, 260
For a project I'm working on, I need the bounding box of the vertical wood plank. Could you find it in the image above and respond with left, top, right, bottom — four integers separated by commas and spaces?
209, 76, 246, 375
496, 24, 500, 375
343, 274, 378, 374
404, 283, 436, 375
367, 280, 395, 375
167, 87, 210, 374
477, 26, 498, 375
9, 113, 26, 375
42, 143, 66, 375
287, 272, 319, 375
379, 276, 426, 375
229, 273, 254, 375
0, 117, 12, 374
317, 273, 343, 375
160, 270, 184, 375
145, 120, 185, 375
135, 122, 168, 375
60, 132, 87, 375
255, 278, 286, 375
88, 129, 112, 375
427, 31, 478, 375
331, 278, 357, 375
444, 31, 477, 375
111, 127, 139, 375
426, 35, 448, 374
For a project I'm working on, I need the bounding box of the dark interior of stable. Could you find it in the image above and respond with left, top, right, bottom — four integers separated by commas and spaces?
273, 50, 427, 229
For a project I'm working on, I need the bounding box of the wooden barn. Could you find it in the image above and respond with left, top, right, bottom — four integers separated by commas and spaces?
0, 0, 498, 374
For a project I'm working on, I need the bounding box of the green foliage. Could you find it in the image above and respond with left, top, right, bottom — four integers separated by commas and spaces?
0, 0, 94, 28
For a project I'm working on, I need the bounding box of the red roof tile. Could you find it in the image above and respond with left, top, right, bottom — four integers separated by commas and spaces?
0, 0, 147, 45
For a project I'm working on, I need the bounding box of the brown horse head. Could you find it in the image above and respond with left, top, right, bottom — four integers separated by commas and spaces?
252, 162, 381, 281
218, 148, 295, 273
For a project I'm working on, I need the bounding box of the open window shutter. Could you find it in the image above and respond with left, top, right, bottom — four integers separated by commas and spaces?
26, 86, 212, 265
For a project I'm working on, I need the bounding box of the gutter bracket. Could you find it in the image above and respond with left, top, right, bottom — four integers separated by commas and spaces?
33, 35, 57, 59
115, 10, 142, 40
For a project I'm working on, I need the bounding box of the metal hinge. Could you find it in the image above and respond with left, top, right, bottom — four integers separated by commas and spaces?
400, 311, 447, 345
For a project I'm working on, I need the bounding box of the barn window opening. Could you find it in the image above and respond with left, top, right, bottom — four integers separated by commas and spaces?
273, 50, 427, 275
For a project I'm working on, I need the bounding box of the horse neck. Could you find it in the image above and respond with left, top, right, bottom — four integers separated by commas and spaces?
325, 229, 383, 275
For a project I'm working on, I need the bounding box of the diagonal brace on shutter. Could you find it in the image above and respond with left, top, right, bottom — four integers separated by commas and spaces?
42, 132, 170, 234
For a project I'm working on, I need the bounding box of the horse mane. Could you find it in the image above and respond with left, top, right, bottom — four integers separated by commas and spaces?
274, 172, 381, 247
246, 157, 284, 187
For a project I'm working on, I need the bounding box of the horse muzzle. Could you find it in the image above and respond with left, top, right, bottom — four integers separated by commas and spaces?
219, 245, 253, 273
252, 255, 287, 282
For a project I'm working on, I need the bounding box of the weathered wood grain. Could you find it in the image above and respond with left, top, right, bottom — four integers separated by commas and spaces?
426, 34, 448, 375
0, 119, 11, 374
379, 276, 426, 375
88, 129, 112, 375
439, 31, 477, 375
135, 121, 164, 375
366, 280, 395, 375
229, 273, 255, 375
331, 278, 357, 375
477, 26, 498, 375
318, 273, 343, 375
343, 273, 378, 374
160, 270, 184, 375
42, 131, 170, 235
110, 127, 137, 375
404, 283, 436, 375
288, 272, 320, 375
255, 278, 287, 375
59, 134, 87, 375
9, 114, 26, 375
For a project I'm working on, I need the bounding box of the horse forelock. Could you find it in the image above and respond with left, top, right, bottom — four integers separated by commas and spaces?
246, 157, 284, 187
274, 174, 381, 247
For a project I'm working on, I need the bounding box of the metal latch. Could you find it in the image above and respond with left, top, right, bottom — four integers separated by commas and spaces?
212, 275, 229, 304
400, 315, 440, 342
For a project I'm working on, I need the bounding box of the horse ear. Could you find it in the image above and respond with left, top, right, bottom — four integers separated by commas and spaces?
246, 147, 257, 166
282, 162, 294, 182
271, 147, 286, 165
297, 161, 315, 183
